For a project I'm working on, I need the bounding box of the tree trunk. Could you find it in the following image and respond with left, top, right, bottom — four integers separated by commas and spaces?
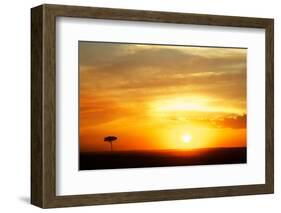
110, 142, 113, 152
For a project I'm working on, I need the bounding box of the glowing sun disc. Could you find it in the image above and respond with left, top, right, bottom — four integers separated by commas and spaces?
182, 134, 192, 143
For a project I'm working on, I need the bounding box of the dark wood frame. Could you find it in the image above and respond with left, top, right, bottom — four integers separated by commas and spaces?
31, 4, 274, 208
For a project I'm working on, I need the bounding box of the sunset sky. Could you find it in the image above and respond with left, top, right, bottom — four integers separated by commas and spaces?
79, 42, 247, 152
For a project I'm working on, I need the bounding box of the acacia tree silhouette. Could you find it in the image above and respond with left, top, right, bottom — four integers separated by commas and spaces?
104, 136, 118, 152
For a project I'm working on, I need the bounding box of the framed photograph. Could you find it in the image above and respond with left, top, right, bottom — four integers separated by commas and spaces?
31, 4, 274, 208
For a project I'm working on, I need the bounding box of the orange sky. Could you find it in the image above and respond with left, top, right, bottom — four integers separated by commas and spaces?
79, 42, 247, 152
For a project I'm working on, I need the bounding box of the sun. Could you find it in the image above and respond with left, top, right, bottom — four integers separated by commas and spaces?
182, 134, 192, 144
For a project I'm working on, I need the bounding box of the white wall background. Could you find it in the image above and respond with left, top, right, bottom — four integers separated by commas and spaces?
0, 0, 279, 212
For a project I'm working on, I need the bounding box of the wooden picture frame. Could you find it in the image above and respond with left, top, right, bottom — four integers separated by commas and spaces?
31, 4, 274, 208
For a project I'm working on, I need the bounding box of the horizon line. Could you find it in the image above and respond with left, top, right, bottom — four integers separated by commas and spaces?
80, 146, 246, 153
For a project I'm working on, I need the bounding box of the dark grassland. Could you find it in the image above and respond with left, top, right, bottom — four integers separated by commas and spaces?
79, 147, 246, 170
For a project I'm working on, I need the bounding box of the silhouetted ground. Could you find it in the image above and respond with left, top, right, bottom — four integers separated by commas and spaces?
79, 147, 246, 170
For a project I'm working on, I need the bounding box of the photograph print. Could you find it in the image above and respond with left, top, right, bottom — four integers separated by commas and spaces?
79, 41, 247, 170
